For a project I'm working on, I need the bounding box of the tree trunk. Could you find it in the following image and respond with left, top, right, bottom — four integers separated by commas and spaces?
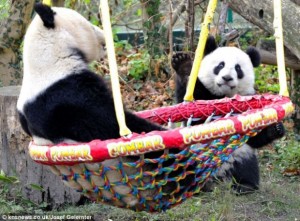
0, 1, 35, 86
291, 0, 300, 6
140, 0, 166, 57
0, 86, 81, 208
256, 39, 300, 70
218, 0, 228, 35
227, 0, 300, 60
185, 0, 195, 51
167, 1, 186, 28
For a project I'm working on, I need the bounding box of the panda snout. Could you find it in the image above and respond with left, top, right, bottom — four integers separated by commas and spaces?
222, 75, 233, 82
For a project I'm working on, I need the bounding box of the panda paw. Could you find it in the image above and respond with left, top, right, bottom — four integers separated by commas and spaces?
267, 122, 285, 140
232, 183, 258, 195
171, 53, 192, 72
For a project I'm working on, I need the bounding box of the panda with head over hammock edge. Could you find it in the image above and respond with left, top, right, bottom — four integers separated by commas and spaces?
17, 3, 189, 206
172, 36, 285, 194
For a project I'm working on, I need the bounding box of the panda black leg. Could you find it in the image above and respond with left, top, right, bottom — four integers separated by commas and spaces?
231, 152, 260, 195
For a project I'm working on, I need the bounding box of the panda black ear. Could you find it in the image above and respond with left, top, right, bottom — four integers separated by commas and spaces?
204, 35, 218, 56
34, 3, 56, 29
246, 46, 261, 67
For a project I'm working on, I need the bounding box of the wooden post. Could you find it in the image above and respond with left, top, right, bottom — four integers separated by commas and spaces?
0, 86, 81, 208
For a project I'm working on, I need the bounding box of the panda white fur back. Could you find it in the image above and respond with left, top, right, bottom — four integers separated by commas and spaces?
172, 36, 285, 194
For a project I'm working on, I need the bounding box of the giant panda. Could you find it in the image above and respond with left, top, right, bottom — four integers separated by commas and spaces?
172, 36, 285, 194
17, 3, 166, 145
17, 3, 184, 206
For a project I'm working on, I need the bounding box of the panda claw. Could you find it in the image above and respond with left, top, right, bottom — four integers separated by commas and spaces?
275, 122, 285, 137
231, 184, 258, 195
171, 53, 191, 71
267, 122, 285, 140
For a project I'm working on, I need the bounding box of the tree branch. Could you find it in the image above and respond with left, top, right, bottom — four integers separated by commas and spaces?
227, 0, 300, 60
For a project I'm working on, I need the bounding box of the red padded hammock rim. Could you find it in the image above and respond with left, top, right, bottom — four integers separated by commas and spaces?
136, 94, 291, 124
29, 94, 294, 165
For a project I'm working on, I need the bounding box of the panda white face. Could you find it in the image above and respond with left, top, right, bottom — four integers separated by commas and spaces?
199, 47, 256, 97
17, 6, 106, 113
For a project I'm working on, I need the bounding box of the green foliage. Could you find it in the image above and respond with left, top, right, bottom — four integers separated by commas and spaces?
142, 0, 167, 58
0, 170, 47, 214
128, 50, 150, 80
273, 132, 300, 172
0, 170, 19, 184
123, 0, 138, 7
83, 0, 91, 4
115, 40, 133, 52
255, 65, 280, 93
136, 8, 142, 16
89, 15, 100, 26
239, 29, 265, 50
0, 0, 9, 20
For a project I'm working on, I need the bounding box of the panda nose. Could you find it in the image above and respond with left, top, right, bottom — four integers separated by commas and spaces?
222, 75, 233, 82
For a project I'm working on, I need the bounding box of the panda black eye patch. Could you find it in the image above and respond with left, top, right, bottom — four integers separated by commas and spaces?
235, 64, 244, 79
213, 61, 225, 75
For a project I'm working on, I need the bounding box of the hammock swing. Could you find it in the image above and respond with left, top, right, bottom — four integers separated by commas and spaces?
29, 0, 294, 212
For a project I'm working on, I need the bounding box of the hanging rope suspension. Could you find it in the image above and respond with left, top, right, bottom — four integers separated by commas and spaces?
99, 0, 132, 137
42, 0, 52, 6
273, 0, 289, 97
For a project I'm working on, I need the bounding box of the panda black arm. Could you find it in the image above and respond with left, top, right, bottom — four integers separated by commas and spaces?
246, 122, 285, 148
171, 53, 193, 103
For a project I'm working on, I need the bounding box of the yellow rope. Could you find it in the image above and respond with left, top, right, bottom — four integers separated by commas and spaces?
99, 0, 131, 137
183, 0, 218, 102
273, 0, 289, 97
42, 0, 52, 6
